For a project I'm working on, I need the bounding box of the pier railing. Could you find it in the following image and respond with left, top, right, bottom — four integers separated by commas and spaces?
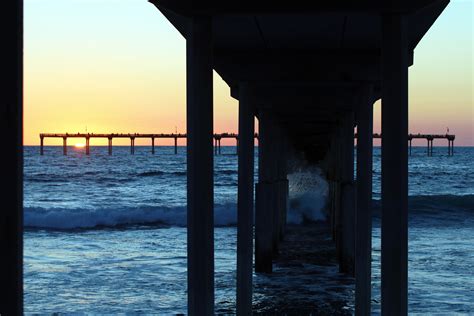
39, 132, 455, 156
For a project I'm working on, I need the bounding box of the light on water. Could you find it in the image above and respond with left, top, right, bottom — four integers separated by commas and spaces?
24, 146, 474, 313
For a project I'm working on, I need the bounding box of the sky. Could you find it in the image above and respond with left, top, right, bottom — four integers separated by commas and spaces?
24, 0, 473, 146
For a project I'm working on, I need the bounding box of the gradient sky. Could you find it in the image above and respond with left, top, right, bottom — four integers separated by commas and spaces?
24, 0, 472, 146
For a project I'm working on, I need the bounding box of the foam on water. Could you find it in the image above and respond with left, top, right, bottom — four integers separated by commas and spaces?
287, 166, 329, 224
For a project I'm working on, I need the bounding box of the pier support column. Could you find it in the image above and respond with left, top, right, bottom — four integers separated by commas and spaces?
130, 137, 135, 155
40, 136, 44, 155
236, 83, 255, 315
255, 110, 276, 273
409, 139, 412, 156
86, 137, 90, 155
151, 137, 155, 154
108, 137, 112, 155
381, 14, 409, 315
355, 85, 374, 315
186, 16, 214, 315
214, 137, 218, 155
340, 112, 355, 275
174, 137, 178, 154
63, 137, 67, 155
0, 0, 23, 312
218, 138, 221, 155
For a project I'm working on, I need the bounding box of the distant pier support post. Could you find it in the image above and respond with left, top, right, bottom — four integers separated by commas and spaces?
409, 138, 412, 156
130, 137, 135, 155
214, 137, 218, 155
62, 137, 67, 155
381, 14, 408, 315
355, 85, 374, 315
85, 136, 90, 155
40, 136, 44, 155
186, 16, 214, 315
151, 137, 155, 154
236, 83, 255, 315
218, 138, 221, 155
174, 136, 178, 154
236, 136, 239, 155
108, 137, 112, 155
448, 138, 454, 156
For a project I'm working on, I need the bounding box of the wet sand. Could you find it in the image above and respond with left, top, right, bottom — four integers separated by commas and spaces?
252, 221, 354, 315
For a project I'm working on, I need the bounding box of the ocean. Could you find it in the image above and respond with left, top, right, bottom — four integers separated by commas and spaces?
23, 145, 474, 314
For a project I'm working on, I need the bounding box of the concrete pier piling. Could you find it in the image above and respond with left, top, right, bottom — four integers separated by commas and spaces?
108, 137, 112, 155
0, 0, 23, 313
174, 136, 178, 154
255, 110, 276, 273
62, 137, 67, 155
381, 14, 409, 315
130, 137, 135, 155
236, 83, 255, 315
85, 137, 90, 155
340, 112, 356, 275
151, 137, 155, 154
186, 16, 214, 315
355, 85, 374, 315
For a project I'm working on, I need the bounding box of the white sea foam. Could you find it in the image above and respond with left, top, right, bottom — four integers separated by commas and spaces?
24, 204, 237, 229
287, 165, 329, 224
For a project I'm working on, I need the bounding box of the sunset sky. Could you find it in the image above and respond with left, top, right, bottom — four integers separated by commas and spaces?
24, 0, 472, 146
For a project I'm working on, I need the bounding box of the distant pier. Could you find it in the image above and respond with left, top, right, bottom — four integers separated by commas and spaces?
40, 132, 455, 156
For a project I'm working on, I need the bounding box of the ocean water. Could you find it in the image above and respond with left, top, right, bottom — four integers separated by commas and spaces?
23, 145, 474, 314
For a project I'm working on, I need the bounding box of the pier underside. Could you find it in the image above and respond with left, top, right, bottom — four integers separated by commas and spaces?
147, 1, 449, 315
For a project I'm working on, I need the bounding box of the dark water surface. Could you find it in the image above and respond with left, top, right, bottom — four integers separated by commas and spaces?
24, 146, 474, 314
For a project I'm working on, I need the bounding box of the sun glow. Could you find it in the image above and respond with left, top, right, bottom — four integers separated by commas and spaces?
75, 143, 85, 148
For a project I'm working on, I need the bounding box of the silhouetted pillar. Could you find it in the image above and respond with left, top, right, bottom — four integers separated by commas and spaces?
186, 16, 214, 315
218, 138, 221, 155
174, 137, 178, 154
381, 14, 408, 315
0, 0, 23, 313
108, 137, 112, 155
63, 137, 67, 155
255, 110, 276, 273
151, 137, 155, 154
409, 139, 412, 156
340, 112, 355, 275
355, 85, 374, 315
277, 132, 289, 241
236, 83, 254, 315
130, 137, 135, 155
86, 137, 90, 155
40, 136, 44, 155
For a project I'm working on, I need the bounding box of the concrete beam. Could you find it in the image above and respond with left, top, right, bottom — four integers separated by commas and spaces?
186, 16, 215, 315
150, 0, 444, 17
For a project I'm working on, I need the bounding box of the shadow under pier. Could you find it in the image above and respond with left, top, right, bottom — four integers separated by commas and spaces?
252, 222, 354, 315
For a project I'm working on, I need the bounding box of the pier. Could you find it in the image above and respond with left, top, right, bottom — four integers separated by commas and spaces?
2, 0, 453, 315
40, 132, 455, 156
38, 132, 254, 156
